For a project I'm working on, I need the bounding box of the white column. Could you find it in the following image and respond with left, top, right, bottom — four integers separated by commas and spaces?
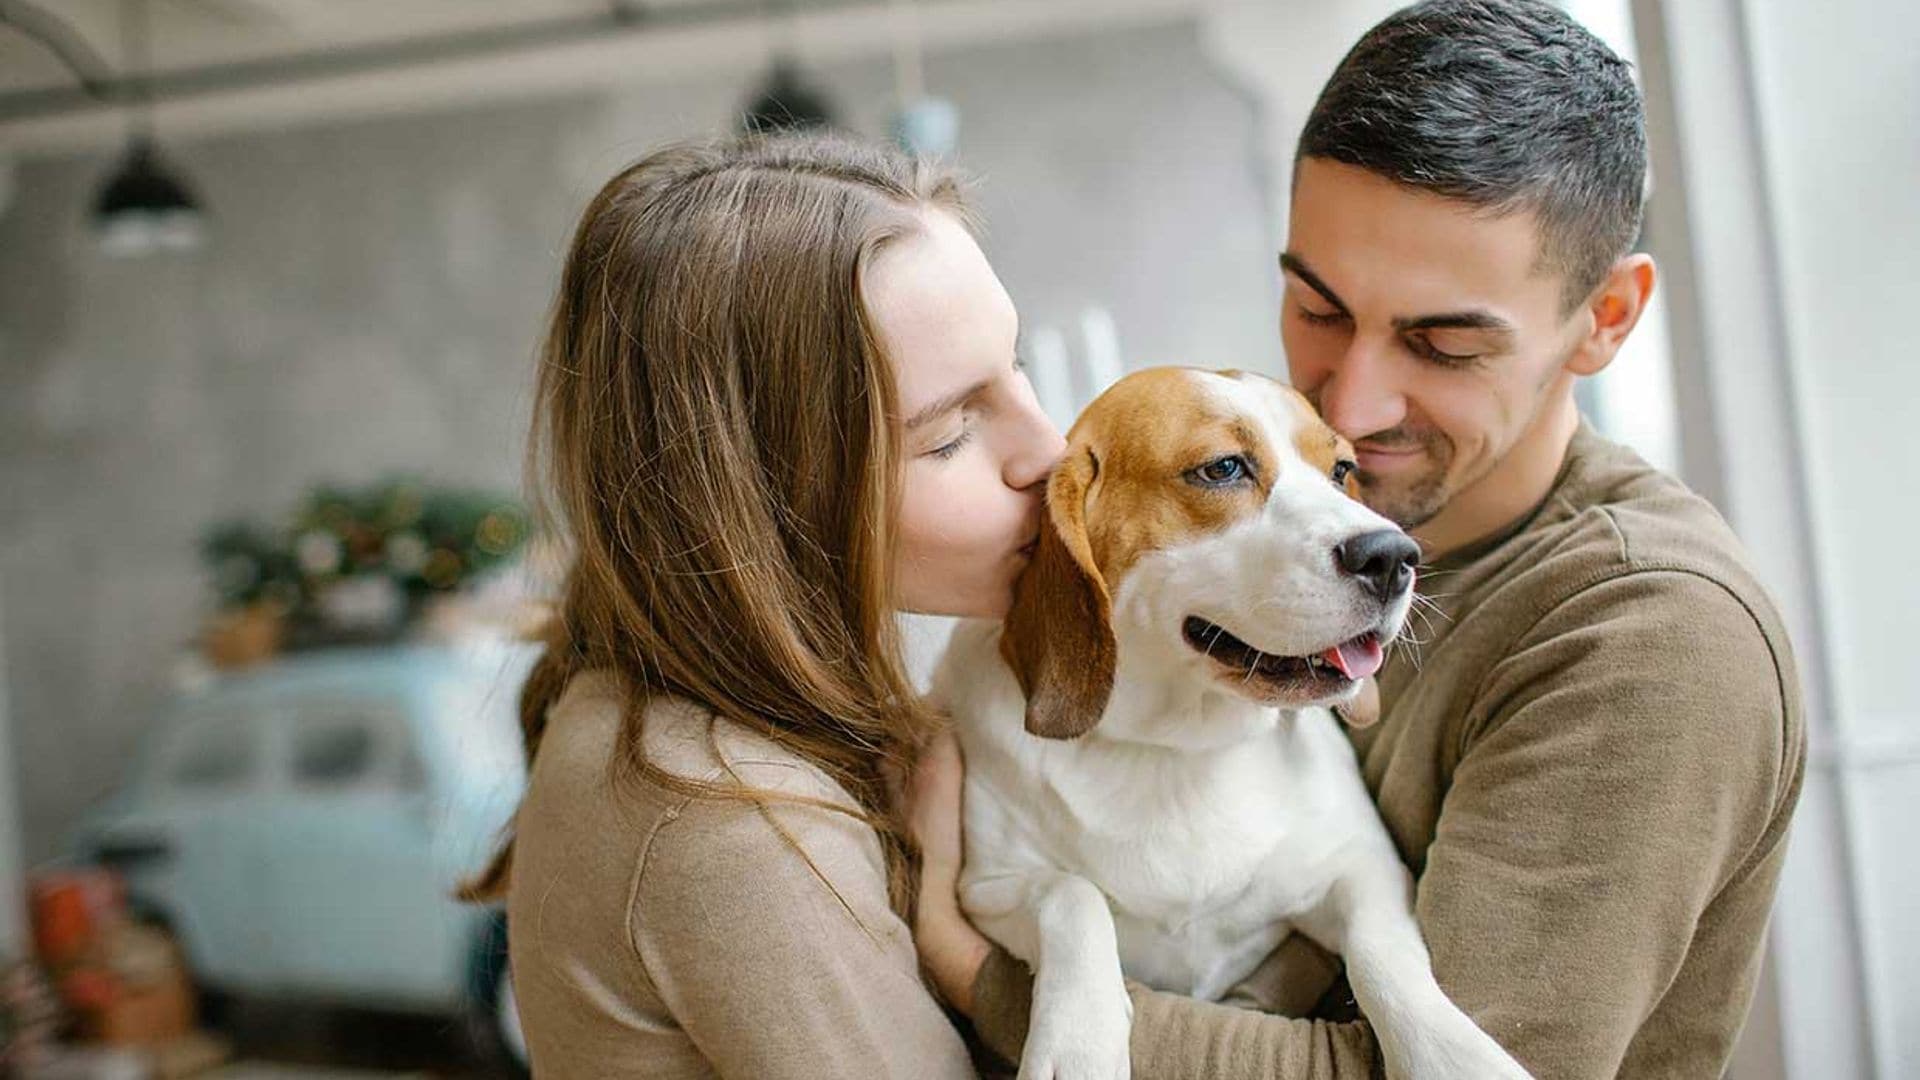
1199, 0, 1405, 247
1632, 0, 1920, 1074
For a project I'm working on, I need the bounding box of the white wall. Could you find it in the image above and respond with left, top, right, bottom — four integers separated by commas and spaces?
1637, 0, 1920, 1075
1741, 2, 1920, 1075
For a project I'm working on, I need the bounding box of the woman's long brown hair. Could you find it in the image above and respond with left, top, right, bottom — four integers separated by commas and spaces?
458, 133, 969, 919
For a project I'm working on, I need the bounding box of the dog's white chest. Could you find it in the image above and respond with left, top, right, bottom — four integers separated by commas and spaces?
949, 629, 1373, 1000
1078, 727, 1362, 997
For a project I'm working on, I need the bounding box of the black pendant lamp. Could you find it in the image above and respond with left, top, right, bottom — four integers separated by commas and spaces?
94, 0, 206, 256
741, 57, 839, 135
738, 0, 839, 136
95, 135, 204, 256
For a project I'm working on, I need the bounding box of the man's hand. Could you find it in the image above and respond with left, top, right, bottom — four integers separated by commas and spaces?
1333, 677, 1381, 729
905, 731, 994, 1015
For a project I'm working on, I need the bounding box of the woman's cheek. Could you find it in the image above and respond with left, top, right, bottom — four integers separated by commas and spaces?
899, 461, 980, 562
896, 451, 1031, 614
924, 470, 987, 555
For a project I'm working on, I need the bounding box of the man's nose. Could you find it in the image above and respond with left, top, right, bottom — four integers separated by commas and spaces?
1315, 342, 1406, 441
1334, 529, 1419, 601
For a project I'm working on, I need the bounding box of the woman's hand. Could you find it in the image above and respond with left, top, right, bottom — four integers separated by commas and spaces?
905, 730, 994, 1015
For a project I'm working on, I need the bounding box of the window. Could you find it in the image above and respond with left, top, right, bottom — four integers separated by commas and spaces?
168, 712, 258, 790
292, 721, 376, 786
288, 701, 413, 791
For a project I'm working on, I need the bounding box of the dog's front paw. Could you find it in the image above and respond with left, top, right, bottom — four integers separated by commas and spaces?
1385, 1013, 1532, 1080
1018, 975, 1132, 1080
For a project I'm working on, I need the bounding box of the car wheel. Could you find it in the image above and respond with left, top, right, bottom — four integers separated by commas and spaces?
467, 911, 529, 1078
123, 903, 231, 1030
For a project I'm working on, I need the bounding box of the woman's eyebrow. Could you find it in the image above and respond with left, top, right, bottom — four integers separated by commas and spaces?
1278, 252, 1350, 315
906, 380, 990, 430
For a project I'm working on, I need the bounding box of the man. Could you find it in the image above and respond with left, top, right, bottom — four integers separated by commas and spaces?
910, 1, 1806, 1077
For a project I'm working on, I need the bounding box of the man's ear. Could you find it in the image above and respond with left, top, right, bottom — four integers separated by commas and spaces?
999, 444, 1115, 739
1567, 253, 1656, 377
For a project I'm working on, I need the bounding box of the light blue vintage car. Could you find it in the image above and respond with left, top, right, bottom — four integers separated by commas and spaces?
70, 638, 536, 1071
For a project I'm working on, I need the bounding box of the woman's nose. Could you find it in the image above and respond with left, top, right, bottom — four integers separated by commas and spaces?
1007, 398, 1068, 491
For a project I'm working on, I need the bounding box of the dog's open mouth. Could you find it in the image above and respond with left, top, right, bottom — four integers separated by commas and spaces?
1182, 616, 1384, 697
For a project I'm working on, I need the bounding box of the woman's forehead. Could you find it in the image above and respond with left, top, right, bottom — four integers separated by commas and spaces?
867, 210, 1017, 413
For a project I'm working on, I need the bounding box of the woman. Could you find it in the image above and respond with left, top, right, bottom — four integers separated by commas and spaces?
461, 132, 1062, 1076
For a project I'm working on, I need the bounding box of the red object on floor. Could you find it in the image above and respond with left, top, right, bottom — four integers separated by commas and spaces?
61, 966, 120, 1011
29, 868, 125, 971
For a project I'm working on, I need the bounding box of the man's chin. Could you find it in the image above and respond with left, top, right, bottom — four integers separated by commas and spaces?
1358, 475, 1447, 531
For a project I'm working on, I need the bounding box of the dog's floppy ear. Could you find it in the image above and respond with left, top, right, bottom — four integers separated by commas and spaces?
1001, 445, 1116, 739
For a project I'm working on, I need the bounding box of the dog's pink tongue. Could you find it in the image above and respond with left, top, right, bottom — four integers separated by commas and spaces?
1323, 635, 1384, 680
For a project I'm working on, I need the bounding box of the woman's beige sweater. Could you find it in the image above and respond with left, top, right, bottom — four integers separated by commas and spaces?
505, 670, 976, 1078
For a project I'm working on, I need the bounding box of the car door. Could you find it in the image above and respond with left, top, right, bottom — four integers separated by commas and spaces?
263, 695, 461, 1007
99, 704, 276, 991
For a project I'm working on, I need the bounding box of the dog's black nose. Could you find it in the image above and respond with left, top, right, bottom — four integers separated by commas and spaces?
1335, 530, 1419, 600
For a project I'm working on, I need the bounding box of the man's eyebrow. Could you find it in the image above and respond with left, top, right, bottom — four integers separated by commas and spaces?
1283, 252, 1517, 337
1279, 253, 1349, 315
905, 380, 990, 430
1393, 311, 1517, 335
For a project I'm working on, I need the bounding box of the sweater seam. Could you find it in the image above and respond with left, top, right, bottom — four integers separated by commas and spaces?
623, 755, 841, 967
1457, 560, 1795, 890
623, 768, 723, 995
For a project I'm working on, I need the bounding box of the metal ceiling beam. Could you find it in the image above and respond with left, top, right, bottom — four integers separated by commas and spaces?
0, 0, 119, 100
0, 0, 1206, 156
0, 0, 827, 123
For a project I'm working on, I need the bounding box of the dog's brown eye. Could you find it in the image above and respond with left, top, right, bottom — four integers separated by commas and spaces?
1331, 459, 1358, 485
1193, 455, 1249, 487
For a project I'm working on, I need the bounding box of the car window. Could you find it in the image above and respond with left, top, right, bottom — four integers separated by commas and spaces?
293, 722, 375, 786
289, 701, 416, 793
169, 711, 259, 790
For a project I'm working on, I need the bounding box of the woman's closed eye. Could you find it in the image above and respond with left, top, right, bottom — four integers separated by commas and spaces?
928, 422, 974, 460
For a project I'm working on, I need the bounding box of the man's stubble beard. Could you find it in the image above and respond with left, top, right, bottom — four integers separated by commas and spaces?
1356, 354, 1571, 532
1357, 430, 1454, 530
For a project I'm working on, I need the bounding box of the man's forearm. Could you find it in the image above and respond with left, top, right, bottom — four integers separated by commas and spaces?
970, 944, 1382, 1080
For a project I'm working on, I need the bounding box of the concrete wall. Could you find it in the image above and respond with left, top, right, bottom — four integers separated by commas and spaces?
0, 588, 22, 953
0, 18, 1276, 863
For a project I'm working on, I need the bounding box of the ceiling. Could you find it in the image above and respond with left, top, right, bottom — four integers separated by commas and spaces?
0, 0, 1203, 154
0, 0, 820, 98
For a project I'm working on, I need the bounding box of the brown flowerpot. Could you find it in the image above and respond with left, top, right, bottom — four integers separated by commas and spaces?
200, 601, 285, 669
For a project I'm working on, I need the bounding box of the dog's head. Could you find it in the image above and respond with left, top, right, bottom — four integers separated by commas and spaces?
1001, 367, 1416, 744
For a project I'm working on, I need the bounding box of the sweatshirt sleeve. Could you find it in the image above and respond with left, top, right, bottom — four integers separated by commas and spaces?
970, 569, 1796, 1080
628, 759, 979, 1080
1409, 569, 1796, 1076
971, 944, 1380, 1080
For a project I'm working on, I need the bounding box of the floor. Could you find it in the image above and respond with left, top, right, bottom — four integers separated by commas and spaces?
31, 1001, 498, 1080
209, 999, 497, 1078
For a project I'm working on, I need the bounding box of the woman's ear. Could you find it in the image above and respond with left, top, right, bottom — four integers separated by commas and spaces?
1000, 444, 1115, 739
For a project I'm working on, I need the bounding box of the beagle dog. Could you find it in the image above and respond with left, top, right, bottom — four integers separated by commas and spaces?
931, 368, 1529, 1079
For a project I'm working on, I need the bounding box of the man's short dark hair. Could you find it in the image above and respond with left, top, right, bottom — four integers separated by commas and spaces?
1298, 0, 1647, 312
